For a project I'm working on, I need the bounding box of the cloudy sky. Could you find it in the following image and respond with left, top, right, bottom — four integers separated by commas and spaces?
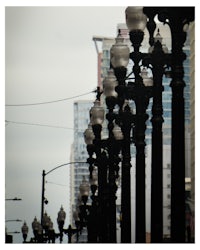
4, 3, 128, 243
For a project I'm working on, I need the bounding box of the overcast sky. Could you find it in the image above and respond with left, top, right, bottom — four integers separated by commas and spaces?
4, 4, 127, 243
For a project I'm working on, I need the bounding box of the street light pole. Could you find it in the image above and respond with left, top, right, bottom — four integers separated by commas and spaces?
41, 170, 45, 225
103, 69, 119, 243
110, 32, 132, 243
144, 7, 194, 242
141, 18, 171, 241
165, 8, 194, 243
40, 162, 87, 231
125, 7, 154, 243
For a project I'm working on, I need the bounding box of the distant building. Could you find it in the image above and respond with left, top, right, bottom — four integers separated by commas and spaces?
70, 100, 93, 242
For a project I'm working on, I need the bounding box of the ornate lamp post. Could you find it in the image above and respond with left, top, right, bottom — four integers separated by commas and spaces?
42, 212, 51, 234
57, 205, 77, 243
21, 221, 28, 243
32, 216, 43, 242
87, 166, 99, 243
84, 123, 95, 180
110, 28, 132, 244
90, 97, 109, 243
143, 28, 170, 243
90, 166, 98, 198
84, 123, 99, 243
110, 33, 130, 110
143, 7, 194, 243
125, 7, 154, 243
103, 68, 119, 243
78, 176, 92, 242
48, 219, 55, 243
41, 211, 56, 243
63, 224, 78, 243
79, 176, 90, 222
57, 205, 66, 243
110, 6, 153, 243
73, 208, 81, 242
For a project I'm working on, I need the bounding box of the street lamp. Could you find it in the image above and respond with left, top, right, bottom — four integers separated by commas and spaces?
90, 166, 98, 198
21, 221, 28, 243
78, 176, 91, 241
42, 212, 51, 234
103, 68, 123, 243
73, 208, 81, 242
109, 6, 154, 243
89, 96, 110, 243
84, 123, 95, 179
79, 176, 90, 206
143, 6, 194, 243
57, 205, 66, 243
32, 216, 43, 243
41, 161, 87, 231
142, 27, 170, 242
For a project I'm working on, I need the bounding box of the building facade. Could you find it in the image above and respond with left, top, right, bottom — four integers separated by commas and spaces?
70, 100, 93, 242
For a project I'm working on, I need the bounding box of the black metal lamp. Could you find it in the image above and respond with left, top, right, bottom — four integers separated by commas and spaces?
42, 212, 51, 234
145, 28, 169, 243
57, 206, 66, 243
79, 176, 90, 206
90, 99, 105, 140
89, 166, 98, 198
78, 176, 91, 241
125, 6, 153, 243
21, 221, 28, 243
84, 123, 95, 179
47, 219, 55, 243
110, 34, 129, 109
32, 216, 43, 242
73, 208, 81, 242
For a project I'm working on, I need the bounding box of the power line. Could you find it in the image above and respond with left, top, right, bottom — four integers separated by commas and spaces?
5, 90, 95, 107
5, 120, 87, 132
46, 181, 67, 187
5, 120, 74, 130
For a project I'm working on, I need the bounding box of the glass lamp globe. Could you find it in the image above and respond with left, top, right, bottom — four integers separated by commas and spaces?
90, 166, 98, 186
125, 6, 147, 31
79, 176, 90, 197
32, 217, 39, 231
42, 212, 50, 228
57, 206, 66, 223
84, 124, 95, 145
113, 122, 124, 140
21, 221, 29, 235
103, 69, 118, 98
90, 100, 105, 126
73, 209, 80, 222
48, 220, 54, 231
110, 34, 130, 68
